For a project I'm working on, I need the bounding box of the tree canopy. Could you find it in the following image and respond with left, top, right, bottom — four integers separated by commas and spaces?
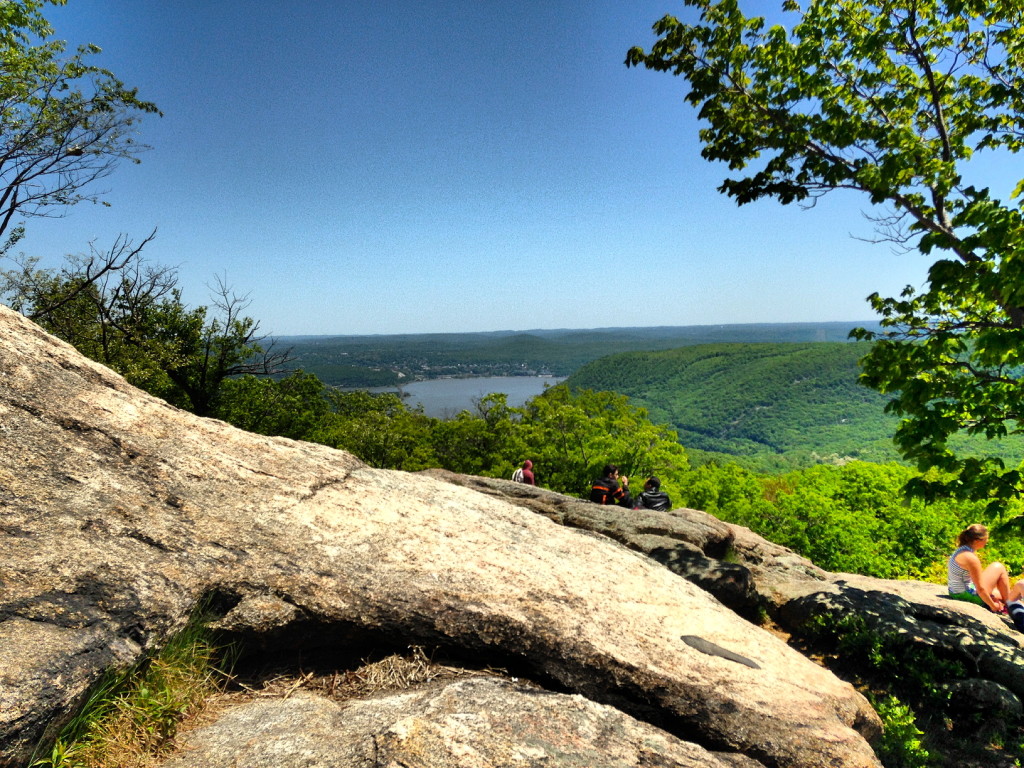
0, 0, 159, 238
3, 243, 292, 416
627, 0, 1024, 514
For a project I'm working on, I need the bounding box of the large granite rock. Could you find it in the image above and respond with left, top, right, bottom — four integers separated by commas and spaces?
0, 303, 881, 768
418, 470, 822, 619
162, 678, 765, 768
429, 470, 1024, 736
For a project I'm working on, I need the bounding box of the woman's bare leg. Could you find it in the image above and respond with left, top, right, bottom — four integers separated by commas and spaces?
979, 562, 1011, 602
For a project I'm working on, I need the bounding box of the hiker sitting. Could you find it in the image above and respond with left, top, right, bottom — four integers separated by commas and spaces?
948, 524, 1023, 614
634, 476, 671, 512
590, 464, 632, 507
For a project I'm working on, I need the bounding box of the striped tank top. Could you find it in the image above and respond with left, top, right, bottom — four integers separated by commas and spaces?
947, 545, 974, 594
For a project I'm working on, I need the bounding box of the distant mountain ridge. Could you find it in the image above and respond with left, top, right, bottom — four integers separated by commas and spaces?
279, 321, 881, 387
565, 342, 899, 469
565, 341, 1024, 471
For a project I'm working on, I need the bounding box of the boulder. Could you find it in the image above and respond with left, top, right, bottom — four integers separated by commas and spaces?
770, 573, 1024, 700
946, 678, 1022, 726
162, 678, 767, 768
431, 469, 1024, 743
418, 470, 766, 618
0, 303, 880, 768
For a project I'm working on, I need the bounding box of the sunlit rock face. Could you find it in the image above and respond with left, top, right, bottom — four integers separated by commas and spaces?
0, 304, 881, 768
161, 679, 768, 768
431, 469, 1024, 746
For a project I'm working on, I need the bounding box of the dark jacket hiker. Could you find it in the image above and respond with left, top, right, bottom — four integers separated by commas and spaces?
590, 463, 632, 507
634, 476, 671, 512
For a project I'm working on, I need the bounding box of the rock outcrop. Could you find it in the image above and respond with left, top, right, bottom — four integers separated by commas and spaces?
417, 470, 824, 619
162, 679, 764, 768
0, 302, 881, 767
428, 470, 1024, 734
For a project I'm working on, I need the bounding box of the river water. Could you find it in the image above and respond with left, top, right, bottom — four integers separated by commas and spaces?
369, 376, 565, 419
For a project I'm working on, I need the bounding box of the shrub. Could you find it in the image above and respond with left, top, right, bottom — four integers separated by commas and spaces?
872, 694, 931, 768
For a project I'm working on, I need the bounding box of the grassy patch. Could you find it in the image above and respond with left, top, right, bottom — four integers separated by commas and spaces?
31, 608, 233, 768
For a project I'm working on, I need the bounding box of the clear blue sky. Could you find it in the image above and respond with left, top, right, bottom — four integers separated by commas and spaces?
15, 0, 943, 336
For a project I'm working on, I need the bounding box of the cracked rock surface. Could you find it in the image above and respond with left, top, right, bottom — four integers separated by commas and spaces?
162, 678, 767, 768
0, 305, 880, 768
428, 469, 1024, 740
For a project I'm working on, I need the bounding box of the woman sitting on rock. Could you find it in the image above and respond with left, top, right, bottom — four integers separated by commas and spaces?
948, 524, 1023, 614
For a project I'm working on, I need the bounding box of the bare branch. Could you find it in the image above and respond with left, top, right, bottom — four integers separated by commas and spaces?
24, 229, 158, 321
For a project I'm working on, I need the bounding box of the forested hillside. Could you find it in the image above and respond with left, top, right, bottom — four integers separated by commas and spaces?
567, 342, 1024, 471
281, 322, 876, 386
566, 342, 894, 466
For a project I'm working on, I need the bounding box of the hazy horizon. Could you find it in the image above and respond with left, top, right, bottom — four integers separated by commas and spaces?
273, 318, 880, 341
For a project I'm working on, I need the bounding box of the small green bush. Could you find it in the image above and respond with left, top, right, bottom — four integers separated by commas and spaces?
872, 694, 932, 768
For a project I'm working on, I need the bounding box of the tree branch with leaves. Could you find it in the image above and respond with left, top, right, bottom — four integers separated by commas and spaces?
628, 0, 1024, 514
0, 0, 159, 240
2, 235, 293, 416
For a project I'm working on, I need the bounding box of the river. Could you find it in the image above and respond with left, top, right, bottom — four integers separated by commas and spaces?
369, 376, 565, 419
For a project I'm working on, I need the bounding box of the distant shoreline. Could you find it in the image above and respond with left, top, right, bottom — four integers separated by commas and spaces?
275, 320, 880, 344
282, 322, 883, 389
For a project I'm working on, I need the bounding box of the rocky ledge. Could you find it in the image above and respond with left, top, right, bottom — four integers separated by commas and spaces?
2, 303, 1021, 767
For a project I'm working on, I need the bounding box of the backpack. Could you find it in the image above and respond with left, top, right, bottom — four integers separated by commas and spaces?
512, 467, 525, 483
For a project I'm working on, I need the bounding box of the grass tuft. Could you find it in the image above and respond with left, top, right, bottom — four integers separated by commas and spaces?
31, 607, 233, 768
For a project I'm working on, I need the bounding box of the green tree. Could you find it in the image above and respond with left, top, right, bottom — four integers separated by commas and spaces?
214, 374, 439, 471
6, 246, 291, 416
316, 390, 437, 470
627, 1, 1024, 515
678, 460, 764, 517
519, 385, 690, 497
0, 0, 159, 238
430, 393, 524, 477
216, 371, 334, 441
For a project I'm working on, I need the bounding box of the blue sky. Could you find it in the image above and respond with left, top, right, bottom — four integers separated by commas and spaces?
14, 0, 943, 336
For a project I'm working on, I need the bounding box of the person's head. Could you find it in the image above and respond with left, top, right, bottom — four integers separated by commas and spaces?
645, 476, 661, 491
523, 460, 533, 470
603, 463, 619, 478
958, 524, 990, 548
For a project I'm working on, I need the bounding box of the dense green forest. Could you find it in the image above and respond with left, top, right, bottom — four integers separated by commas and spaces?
567, 342, 1024, 473
281, 322, 877, 386
568, 342, 894, 465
